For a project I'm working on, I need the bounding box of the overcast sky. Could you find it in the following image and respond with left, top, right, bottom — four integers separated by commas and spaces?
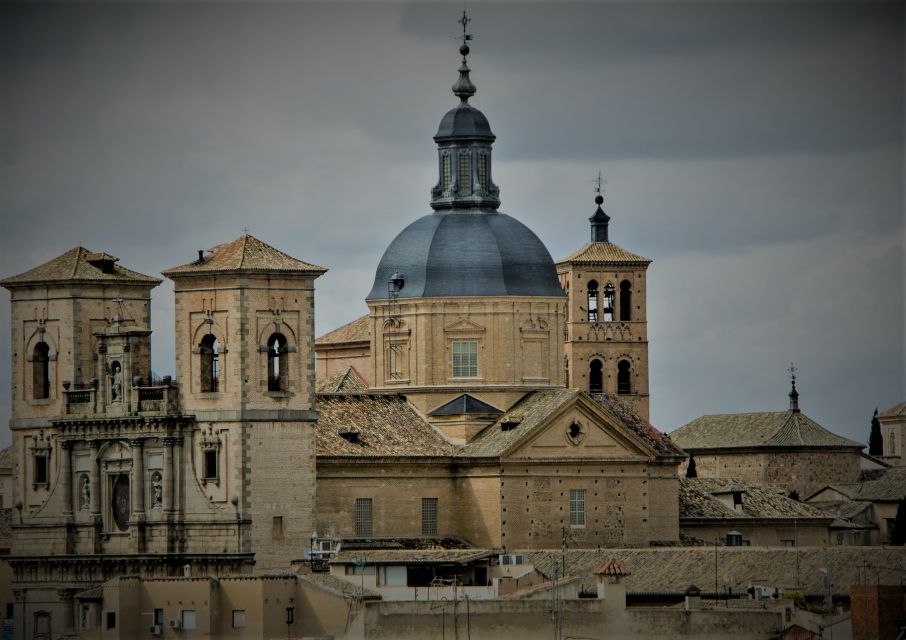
1, 2, 902, 449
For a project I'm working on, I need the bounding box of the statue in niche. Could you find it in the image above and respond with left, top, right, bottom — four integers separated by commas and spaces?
151, 472, 162, 508
110, 361, 123, 401
79, 474, 90, 510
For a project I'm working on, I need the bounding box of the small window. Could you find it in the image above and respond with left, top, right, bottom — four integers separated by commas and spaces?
355, 498, 373, 536
586, 280, 599, 322
232, 610, 246, 629
452, 340, 478, 378
569, 489, 586, 527
478, 153, 488, 190
588, 359, 603, 394
32, 342, 50, 400
619, 280, 632, 321
617, 360, 631, 395
442, 154, 452, 191
105, 611, 116, 629
154, 609, 163, 625
34, 454, 48, 485
421, 497, 438, 536
272, 516, 283, 541
267, 333, 288, 392
603, 284, 615, 322
203, 449, 218, 480
181, 610, 196, 630
285, 607, 294, 625
780, 539, 795, 548
726, 532, 743, 546
458, 153, 471, 194
199, 335, 219, 393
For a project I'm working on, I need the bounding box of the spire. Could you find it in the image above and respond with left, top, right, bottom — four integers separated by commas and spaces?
589, 172, 610, 242
453, 12, 476, 103
788, 362, 800, 412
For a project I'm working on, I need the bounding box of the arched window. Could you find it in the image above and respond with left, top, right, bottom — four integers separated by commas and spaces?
267, 333, 289, 392
619, 280, 632, 321
588, 359, 603, 394
603, 284, 615, 322
199, 334, 219, 393
32, 342, 50, 399
617, 359, 631, 395
587, 280, 599, 322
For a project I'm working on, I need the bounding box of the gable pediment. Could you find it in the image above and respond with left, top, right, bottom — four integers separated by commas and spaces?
506, 395, 652, 460
444, 317, 486, 333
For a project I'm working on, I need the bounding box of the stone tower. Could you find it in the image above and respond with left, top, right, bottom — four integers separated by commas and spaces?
557, 194, 652, 420
162, 234, 326, 569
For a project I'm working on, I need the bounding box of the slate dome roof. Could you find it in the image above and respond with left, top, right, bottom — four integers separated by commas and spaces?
366, 211, 564, 300
434, 104, 495, 142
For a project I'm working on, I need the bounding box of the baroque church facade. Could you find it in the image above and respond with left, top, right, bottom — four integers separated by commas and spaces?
2, 40, 684, 638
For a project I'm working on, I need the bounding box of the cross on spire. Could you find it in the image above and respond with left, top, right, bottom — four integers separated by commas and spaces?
787, 362, 800, 412
458, 10, 472, 48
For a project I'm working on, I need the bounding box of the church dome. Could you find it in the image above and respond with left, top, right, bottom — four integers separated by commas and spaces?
434, 104, 495, 142
366, 211, 564, 300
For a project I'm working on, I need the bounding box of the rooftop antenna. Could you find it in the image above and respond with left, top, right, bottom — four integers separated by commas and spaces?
787, 362, 800, 412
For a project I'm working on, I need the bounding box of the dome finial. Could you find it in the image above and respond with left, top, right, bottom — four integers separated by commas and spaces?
788, 362, 800, 412
589, 171, 610, 242
452, 10, 476, 103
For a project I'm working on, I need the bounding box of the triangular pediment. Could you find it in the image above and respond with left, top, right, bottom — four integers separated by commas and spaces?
444, 317, 486, 333
505, 394, 654, 460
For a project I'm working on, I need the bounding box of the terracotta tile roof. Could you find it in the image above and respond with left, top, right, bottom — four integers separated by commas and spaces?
679, 478, 830, 521
316, 314, 370, 345
670, 411, 863, 451
0, 446, 12, 470
523, 547, 906, 596
297, 573, 381, 600
849, 466, 906, 502
556, 242, 651, 266
162, 234, 326, 276
316, 394, 451, 457
590, 394, 686, 457
593, 559, 630, 577
332, 549, 496, 565
456, 389, 581, 458
317, 366, 369, 393
1, 247, 161, 287
878, 401, 906, 418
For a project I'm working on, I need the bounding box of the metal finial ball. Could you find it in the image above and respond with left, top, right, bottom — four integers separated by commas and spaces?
460, 44, 470, 56
595, 194, 604, 205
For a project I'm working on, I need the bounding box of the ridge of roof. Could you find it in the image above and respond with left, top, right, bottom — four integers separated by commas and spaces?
556, 242, 651, 266
671, 410, 863, 450
1, 247, 161, 287
162, 234, 326, 276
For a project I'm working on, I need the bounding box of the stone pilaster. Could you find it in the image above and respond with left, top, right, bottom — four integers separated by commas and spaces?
60, 440, 73, 519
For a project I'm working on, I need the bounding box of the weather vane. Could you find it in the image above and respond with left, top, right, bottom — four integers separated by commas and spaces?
242, 226, 250, 235
593, 171, 607, 195
788, 362, 798, 389
458, 10, 473, 48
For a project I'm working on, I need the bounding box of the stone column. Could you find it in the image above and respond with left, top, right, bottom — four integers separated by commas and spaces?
130, 438, 145, 517
60, 440, 73, 519
89, 441, 101, 517
162, 437, 175, 515
172, 436, 184, 516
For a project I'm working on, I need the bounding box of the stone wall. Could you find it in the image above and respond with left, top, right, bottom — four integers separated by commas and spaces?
851, 584, 906, 640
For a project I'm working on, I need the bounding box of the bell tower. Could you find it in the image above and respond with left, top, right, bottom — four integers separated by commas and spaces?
557, 190, 652, 420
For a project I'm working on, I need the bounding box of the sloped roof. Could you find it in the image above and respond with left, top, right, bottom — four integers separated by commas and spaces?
671, 411, 862, 451
315, 394, 450, 457
593, 559, 630, 577
878, 401, 906, 419
317, 366, 369, 394
163, 234, 326, 276
1, 247, 160, 287
679, 478, 830, 521
316, 314, 370, 346
456, 389, 581, 457
428, 394, 502, 417
297, 573, 381, 600
523, 547, 906, 596
590, 394, 685, 457
851, 466, 906, 502
556, 242, 651, 266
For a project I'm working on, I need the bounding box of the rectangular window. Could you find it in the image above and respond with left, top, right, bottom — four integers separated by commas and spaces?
285, 607, 294, 625
232, 610, 245, 629
780, 539, 795, 547
442, 154, 452, 191
478, 154, 488, 190
355, 498, 373, 536
34, 455, 48, 485
458, 153, 471, 194
569, 489, 586, 527
181, 610, 196, 630
154, 609, 163, 625
452, 340, 478, 378
203, 449, 217, 479
421, 497, 438, 536
272, 516, 283, 541
105, 611, 115, 629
